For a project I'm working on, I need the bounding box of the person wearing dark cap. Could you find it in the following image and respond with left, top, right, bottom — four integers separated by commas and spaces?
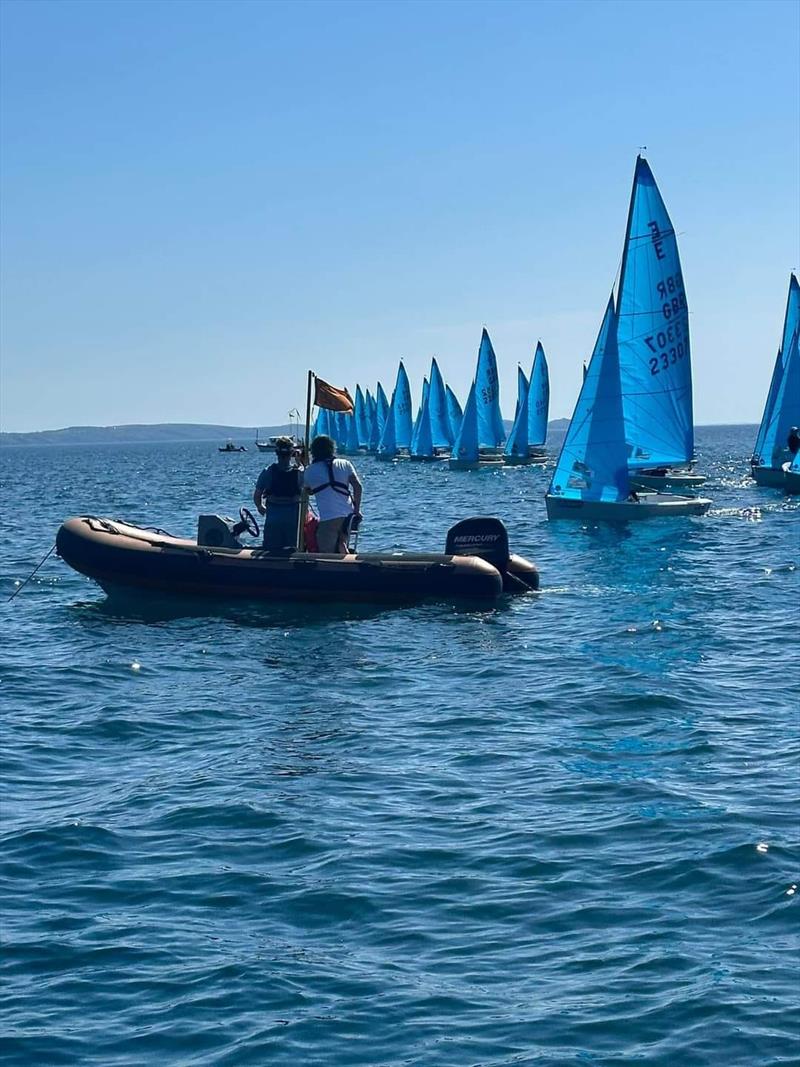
253, 437, 304, 551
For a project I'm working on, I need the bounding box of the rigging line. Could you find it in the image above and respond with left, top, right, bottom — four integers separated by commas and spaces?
6, 544, 57, 604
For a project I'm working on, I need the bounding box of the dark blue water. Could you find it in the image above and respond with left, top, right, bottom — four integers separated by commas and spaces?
1, 426, 798, 1066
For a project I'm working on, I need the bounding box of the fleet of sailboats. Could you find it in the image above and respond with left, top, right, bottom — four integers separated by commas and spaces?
300, 156, 795, 516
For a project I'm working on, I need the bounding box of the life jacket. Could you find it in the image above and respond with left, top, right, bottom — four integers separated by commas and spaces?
265, 464, 302, 503
307, 459, 352, 500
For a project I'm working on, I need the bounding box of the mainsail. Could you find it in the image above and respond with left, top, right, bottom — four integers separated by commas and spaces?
354, 386, 370, 448
445, 386, 463, 442
504, 367, 530, 459
475, 329, 506, 448
548, 297, 630, 502
394, 362, 413, 449
411, 380, 434, 458
428, 359, 452, 448
410, 378, 430, 455
616, 156, 693, 469
452, 381, 479, 465
528, 342, 550, 447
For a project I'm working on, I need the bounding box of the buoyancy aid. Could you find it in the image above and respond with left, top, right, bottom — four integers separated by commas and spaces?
265, 464, 302, 503
307, 460, 352, 500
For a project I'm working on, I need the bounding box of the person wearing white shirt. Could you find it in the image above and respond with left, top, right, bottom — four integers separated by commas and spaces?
303, 435, 363, 553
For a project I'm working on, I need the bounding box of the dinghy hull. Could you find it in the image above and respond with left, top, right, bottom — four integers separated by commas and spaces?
56, 517, 538, 603
751, 464, 787, 487
545, 494, 711, 521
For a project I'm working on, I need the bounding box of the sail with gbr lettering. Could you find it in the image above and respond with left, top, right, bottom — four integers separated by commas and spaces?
616, 156, 694, 470
475, 328, 506, 449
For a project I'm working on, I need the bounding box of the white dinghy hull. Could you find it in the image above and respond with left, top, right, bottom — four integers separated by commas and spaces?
545, 493, 711, 521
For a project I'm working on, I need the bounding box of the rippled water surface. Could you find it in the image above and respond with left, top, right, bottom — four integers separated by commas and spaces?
1, 426, 798, 1066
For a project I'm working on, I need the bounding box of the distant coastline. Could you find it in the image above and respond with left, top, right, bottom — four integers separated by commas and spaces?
0, 423, 297, 447
0, 418, 756, 447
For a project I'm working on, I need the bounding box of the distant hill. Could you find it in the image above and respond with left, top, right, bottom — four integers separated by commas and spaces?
3, 418, 572, 446
0, 423, 295, 447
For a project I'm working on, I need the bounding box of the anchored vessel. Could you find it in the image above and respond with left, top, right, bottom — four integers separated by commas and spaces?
56, 515, 539, 603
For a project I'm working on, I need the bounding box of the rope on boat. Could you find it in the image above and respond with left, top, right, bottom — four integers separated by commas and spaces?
6, 544, 57, 603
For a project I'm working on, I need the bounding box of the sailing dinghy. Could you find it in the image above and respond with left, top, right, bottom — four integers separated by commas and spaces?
751, 273, 800, 486
504, 342, 550, 464
545, 296, 711, 521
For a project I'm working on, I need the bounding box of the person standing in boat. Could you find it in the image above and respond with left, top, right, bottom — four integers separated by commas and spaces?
253, 437, 304, 551
303, 435, 363, 553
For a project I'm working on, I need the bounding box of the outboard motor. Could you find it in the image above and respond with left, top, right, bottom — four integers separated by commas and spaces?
197, 515, 242, 549
445, 517, 538, 593
446, 516, 510, 571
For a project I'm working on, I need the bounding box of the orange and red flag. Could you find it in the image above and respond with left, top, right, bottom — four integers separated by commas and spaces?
313, 376, 354, 413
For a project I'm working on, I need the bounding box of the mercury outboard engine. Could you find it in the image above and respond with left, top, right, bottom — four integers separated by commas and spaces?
445, 517, 538, 592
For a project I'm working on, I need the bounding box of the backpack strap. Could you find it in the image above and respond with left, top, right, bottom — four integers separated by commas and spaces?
307, 459, 352, 499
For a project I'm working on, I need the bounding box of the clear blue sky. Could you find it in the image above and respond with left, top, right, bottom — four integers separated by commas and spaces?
1, 0, 798, 432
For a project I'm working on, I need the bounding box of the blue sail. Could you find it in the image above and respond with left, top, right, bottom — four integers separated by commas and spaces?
345, 409, 360, 452
412, 380, 434, 457
445, 386, 463, 442
528, 342, 550, 446
394, 362, 413, 449
475, 329, 506, 448
354, 386, 370, 448
504, 367, 530, 458
753, 274, 800, 464
428, 359, 452, 447
373, 383, 389, 450
451, 381, 479, 465
758, 327, 800, 469
616, 156, 693, 469
378, 389, 397, 455
512, 365, 527, 423
334, 410, 350, 450
410, 378, 430, 455
314, 407, 331, 439
548, 296, 630, 502
364, 389, 377, 450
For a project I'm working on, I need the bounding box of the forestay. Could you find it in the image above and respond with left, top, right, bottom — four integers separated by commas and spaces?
616, 157, 693, 469
548, 297, 630, 502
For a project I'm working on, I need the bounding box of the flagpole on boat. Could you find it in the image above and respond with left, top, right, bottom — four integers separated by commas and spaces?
296, 370, 314, 550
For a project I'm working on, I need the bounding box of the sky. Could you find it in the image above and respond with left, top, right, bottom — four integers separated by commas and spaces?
0, 0, 798, 432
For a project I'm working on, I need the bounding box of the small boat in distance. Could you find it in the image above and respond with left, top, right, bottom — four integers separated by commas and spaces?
504, 342, 550, 465
220, 440, 247, 452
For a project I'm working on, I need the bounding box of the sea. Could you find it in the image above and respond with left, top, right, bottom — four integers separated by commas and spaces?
1, 424, 798, 1066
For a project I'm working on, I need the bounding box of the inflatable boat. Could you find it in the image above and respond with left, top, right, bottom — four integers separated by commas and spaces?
56, 513, 539, 603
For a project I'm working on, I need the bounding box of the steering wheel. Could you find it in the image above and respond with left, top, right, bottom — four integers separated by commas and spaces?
239, 506, 260, 538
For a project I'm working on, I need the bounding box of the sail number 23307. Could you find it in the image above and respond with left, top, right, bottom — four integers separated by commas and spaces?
645, 321, 686, 376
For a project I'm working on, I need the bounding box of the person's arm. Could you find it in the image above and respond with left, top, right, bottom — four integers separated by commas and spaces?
253, 470, 270, 516
349, 470, 363, 517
